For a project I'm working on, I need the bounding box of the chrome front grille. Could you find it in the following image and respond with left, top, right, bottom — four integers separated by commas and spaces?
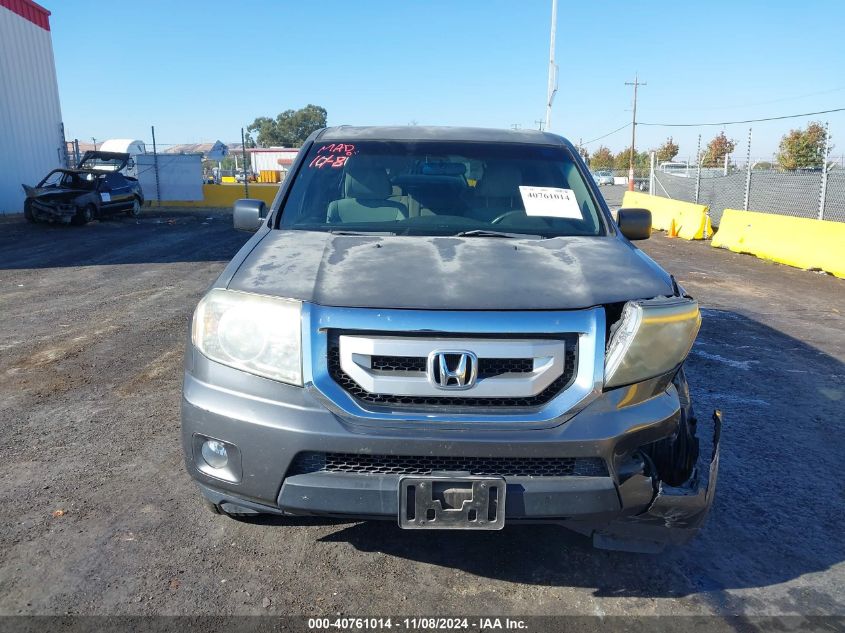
289, 451, 608, 478
327, 332, 577, 409
305, 304, 605, 425
371, 355, 534, 376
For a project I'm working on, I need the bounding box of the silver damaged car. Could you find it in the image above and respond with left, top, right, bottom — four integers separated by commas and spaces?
181, 126, 721, 553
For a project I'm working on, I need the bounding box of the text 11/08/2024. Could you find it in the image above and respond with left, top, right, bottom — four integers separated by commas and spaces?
307, 617, 528, 630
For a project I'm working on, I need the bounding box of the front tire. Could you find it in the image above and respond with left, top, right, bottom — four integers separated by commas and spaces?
642, 368, 699, 486
127, 197, 142, 218
24, 200, 36, 223
72, 204, 95, 226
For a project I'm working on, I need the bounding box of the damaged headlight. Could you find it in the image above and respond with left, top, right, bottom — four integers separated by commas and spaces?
192, 289, 302, 385
604, 297, 701, 389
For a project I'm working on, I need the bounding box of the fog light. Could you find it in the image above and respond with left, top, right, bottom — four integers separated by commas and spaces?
201, 440, 228, 469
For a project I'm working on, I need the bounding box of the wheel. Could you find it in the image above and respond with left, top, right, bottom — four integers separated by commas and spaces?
71, 204, 95, 225
24, 200, 36, 223
126, 197, 142, 218
642, 368, 699, 486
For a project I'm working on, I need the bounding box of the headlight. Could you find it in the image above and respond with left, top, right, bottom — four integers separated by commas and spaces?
604, 297, 701, 389
192, 289, 302, 385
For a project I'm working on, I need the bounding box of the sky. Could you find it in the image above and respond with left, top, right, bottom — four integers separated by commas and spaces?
49, 0, 845, 160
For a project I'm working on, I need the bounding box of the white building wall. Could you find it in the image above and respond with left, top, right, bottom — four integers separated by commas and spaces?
250, 150, 300, 173
0, 3, 64, 214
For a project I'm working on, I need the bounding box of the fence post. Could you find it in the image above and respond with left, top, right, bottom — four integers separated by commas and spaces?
743, 127, 752, 211
818, 121, 830, 221
649, 151, 655, 195
241, 127, 249, 199
151, 125, 161, 207
694, 134, 702, 204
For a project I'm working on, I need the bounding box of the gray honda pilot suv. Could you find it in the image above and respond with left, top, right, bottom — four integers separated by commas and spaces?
181, 126, 720, 553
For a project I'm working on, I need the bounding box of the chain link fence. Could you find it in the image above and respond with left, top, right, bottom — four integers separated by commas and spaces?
653, 168, 845, 226
648, 124, 844, 226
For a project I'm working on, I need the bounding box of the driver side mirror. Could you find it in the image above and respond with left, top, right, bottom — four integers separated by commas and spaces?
616, 208, 651, 240
233, 199, 267, 232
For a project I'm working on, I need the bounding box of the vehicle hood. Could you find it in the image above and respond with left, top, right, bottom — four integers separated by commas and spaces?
22, 185, 88, 201
78, 150, 129, 171
227, 231, 675, 310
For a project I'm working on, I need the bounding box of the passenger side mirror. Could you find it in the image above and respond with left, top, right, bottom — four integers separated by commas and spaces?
616, 208, 651, 240
233, 199, 267, 232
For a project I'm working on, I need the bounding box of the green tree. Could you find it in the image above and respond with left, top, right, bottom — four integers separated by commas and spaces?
589, 145, 614, 170
576, 145, 589, 164
702, 132, 736, 167
776, 121, 830, 170
656, 137, 680, 163
613, 147, 649, 171
247, 104, 327, 147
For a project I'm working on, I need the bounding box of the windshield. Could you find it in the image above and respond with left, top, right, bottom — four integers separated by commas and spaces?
38, 170, 99, 190
278, 141, 605, 237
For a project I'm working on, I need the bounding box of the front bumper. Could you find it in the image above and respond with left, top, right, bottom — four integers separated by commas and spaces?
181, 346, 720, 551
30, 200, 77, 222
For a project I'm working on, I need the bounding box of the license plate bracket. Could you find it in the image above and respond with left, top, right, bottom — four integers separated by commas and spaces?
398, 475, 506, 530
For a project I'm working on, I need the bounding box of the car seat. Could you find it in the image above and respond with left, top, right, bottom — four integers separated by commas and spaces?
470, 163, 523, 223
327, 158, 408, 224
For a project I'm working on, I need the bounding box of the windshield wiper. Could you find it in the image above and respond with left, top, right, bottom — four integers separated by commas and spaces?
452, 229, 544, 239
328, 229, 396, 236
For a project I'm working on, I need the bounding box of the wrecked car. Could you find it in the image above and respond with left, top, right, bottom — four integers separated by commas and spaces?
181, 126, 720, 553
23, 151, 143, 225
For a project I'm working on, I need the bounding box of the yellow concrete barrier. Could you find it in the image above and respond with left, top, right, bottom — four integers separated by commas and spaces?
258, 170, 282, 183
622, 191, 712, 240
712, 209, 845, 279
161, 184, 280, 208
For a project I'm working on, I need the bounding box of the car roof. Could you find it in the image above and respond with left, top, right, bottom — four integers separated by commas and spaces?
51, 168, 107, 175
316, 125, 572, 147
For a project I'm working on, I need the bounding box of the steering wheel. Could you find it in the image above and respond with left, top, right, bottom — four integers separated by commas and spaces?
490, 210, 526, 225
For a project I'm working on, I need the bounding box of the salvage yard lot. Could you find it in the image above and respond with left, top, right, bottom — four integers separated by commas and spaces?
0, 208, 843, 618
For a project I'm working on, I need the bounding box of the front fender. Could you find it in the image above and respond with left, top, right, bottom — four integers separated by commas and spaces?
589, 409, 722, 553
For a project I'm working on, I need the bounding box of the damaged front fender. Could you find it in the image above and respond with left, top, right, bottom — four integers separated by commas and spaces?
592, 409, 722, 553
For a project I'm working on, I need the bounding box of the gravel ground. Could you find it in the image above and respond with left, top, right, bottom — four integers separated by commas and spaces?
0, 207, 843, 620
599, 183, 627, 209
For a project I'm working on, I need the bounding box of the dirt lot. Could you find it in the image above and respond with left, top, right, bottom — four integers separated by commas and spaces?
0, 208, 843, 620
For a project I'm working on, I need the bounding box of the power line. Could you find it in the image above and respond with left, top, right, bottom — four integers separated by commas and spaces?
584, 122, 630, 145
639, 107, 845, 127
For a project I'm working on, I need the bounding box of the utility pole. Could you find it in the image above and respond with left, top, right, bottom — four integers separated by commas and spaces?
545, 0, 558, 132
624, 74, 646, 191
535, 120, 545, 131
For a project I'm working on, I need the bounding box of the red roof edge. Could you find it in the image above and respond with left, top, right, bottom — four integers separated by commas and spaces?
0, 0, 51, 31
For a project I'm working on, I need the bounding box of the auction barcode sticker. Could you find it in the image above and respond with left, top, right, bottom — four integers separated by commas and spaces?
518, 186, 582, 219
